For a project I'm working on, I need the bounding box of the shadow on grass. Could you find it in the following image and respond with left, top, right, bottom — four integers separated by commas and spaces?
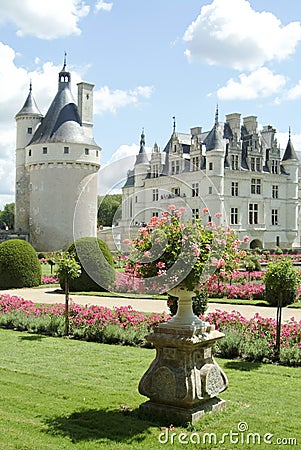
18, 334, 47, 341
224, 360, 262, 371
44, 407, 153, 444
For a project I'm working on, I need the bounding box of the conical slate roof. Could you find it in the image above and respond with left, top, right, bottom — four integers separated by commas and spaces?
29, 65, 96, 146
282, 135, 298, 161
15, 84, 43, 118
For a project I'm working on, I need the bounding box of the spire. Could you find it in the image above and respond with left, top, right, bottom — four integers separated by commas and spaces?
15, 81, 42, 118
215, 104, 219, 124
135, 129, 149, 165
172, 116, 176, 134
282, 127, 298, 161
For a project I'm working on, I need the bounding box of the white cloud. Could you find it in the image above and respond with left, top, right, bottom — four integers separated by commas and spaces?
0, 0, 90, 39
94, 0, 113, 12
286, 80, 301, 101
94, 85, 154, 114
217, 67, 286, 100
183, 0, 301, 71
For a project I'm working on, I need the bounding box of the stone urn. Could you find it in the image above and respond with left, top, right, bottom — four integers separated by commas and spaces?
138, 284, 228, 424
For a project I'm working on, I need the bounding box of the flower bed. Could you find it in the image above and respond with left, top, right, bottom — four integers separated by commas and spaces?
41, 275, 59, 284
0, 294, 300, 365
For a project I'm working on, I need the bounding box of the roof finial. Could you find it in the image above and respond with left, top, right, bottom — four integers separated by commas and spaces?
215, 104, 219, 124
289, 126, 291, 140
29, 79, 32, 92
63, 51, 67, 70
172, 116, 176, 134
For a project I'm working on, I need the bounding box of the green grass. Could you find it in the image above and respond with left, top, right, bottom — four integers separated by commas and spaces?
0, 328, 300, 449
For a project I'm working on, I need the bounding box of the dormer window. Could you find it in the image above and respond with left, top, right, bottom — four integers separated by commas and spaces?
64, 147, 69, 154
85, 148, 89, 155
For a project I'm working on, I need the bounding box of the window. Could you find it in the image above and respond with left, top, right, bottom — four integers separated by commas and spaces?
208, 186, 212, 194
271, 160, 279, 174
249, 203, 258, 224
272, 209, 278, 225
96, 150, 99, 157
152, 212, 159, 217
272, 185, 278, 199
173, 144, 177, 153
192, 156, 199, 171
152, 188, 159, 202
28, 149, 32, 157
27, 127, 32, 134
231, 155, 239, 170
208, 162, 213, 170
64, 147, 69, 154
175, 160, 180, 174
250, 157, 261, 172
251, 178, 261, 194
231, 181, 238, 196
152, 164, 159, 178
85, 148, 89, 155
192, 208, 199, 222
230, 207, 238, 225
42, 147, 47, 154
192, 183, 199, 197
276, 236, 280, 247
172, 187, 180, 196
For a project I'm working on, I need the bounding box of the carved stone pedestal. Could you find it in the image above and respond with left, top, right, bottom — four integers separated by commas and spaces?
138, 321, 228, 425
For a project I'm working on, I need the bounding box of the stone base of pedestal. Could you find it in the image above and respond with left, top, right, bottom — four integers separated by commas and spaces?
138, 321, 228, 425
140, 397, 226, 425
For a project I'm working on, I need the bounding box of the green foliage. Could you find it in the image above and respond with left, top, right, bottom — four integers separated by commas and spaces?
56, 254, 81, 283
167, 289, 208, 317
0, 239, 41, 288
263, 258, 301, 307
97, 194, 122, 227
0, 202, 14, 229
243, 254, 262, 273
62, 237, 115, 292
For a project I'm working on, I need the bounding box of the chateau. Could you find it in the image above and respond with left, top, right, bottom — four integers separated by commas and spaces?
120, 110, 300, 250
15, 59, 100, 251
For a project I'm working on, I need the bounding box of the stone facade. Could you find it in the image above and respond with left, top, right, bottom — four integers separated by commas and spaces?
121, 111, 300, 250
15, 61, 100, 251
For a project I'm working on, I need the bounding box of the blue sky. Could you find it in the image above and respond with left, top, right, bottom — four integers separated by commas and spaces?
1, 0, 301, 208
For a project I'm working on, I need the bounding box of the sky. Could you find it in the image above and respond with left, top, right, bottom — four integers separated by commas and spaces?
1, 0, 301, 208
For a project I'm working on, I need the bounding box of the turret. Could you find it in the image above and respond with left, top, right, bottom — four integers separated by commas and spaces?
281, 129, 299, 244
15, 82, 43, 233
134, 130, 150, 187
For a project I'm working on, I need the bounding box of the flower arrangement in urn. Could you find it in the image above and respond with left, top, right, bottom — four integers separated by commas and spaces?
124, 205, 247, 297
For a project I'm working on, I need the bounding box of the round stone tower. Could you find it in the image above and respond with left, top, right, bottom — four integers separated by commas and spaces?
15, 58, 101, 251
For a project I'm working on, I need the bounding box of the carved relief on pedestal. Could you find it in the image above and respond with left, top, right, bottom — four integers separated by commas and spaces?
200, 363, 228, 398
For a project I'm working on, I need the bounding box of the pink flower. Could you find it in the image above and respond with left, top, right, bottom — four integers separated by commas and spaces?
168, 205, 176, 211
244, 236, 250, 243
156, 261, 166, 269
214, 212, 222, 218
202, 207, 209, 214
144, 251, 151, 258
123, 238, 131, 245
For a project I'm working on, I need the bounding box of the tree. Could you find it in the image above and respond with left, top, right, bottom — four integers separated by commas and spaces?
0, 203, 15, 230
97, 194, 122, 227
56, 254, 81, 336
263, 258, 301, 360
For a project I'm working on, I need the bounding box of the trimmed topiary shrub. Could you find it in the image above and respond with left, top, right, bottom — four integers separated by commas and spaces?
60, 237, 115, 292
0, 239, 41, 288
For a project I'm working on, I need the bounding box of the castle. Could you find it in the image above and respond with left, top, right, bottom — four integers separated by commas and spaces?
120, 109, 300, 250
15, 58, 100, 251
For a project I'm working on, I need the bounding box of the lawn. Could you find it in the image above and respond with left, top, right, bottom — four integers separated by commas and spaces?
0, 328, 300, 449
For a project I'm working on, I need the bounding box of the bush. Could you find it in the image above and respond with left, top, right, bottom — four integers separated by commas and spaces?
167, 289, 208, 316
0, 239, 41, 288
263, 258, 300, 307
60, 237, 115, 292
